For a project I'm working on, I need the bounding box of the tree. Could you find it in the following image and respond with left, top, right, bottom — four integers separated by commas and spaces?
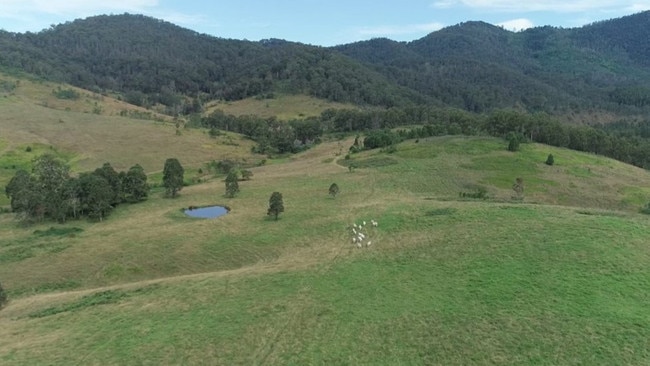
32, 154, 70, 222
0, 281, 7, 310
225, 170, 240, 198
545, 153, 555, 166
267, 192, 284, 220
329, 183, 340, 198
507, 132, 520, 152
5, 169, 32, 212
163, 158, 184, 198
93, 162, 122, 205
122, 164, 149, 202
78, 173, 113, 221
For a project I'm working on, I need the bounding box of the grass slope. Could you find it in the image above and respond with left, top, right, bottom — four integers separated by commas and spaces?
204, 94, 358, 120
0, 102, 258, 206
1, 136, 649, 365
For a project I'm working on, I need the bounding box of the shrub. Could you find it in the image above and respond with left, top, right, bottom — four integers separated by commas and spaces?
512, 177, 525, 200
507, 133, 520, 152
459, 187, 488, 199
641, 202, 650, 215
0, 282, 7, 309
545, 153, 555, 166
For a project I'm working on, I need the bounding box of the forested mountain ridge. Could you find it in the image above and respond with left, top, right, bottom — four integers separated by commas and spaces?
336, 12, 650, 114
1, 12, 650, 115
0, 14, 424, 111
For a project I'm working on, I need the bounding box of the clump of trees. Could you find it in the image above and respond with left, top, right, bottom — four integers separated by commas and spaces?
267, 192, 284, 220
4, 154, 149, 223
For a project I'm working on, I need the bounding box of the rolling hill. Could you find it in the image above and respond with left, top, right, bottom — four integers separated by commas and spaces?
1, 135, 649, 364
1, 11, 650, 366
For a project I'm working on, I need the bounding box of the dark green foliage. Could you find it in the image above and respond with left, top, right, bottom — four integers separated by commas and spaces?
640, 203, 650, 215
225, 170, 240, 198
78, 173, 113, 221
507, 132, 520, 152
329, 183, 340, 198
163, 158, 184, 198
5, 169, 34, 213
52, 87, 80, 100
32, 154, 70, 223
122, 164, 149, 203
206, 159, 238, 175
3, 155, 149, 223
363, 130, 401, 150
241, 170, 253, 181
0, 282, 7, 309
267, 192, 284, 220
2, 12, 650, 116
545, 154, 555, 166
93, 162, 122, 205
459, 187, 489, 199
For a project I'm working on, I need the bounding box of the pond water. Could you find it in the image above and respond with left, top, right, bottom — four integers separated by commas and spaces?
184, 205, 229, 219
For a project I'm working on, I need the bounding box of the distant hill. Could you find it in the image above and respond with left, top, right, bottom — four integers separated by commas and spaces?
1, 12, 650, 115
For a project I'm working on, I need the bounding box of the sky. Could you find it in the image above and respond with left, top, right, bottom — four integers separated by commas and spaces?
0, 0, 649, 46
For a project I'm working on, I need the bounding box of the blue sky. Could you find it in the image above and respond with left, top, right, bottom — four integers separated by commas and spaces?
1, 0, 648, 46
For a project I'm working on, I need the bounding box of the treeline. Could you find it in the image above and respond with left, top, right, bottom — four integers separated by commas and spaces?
202, 106, 650, 169
199, 110, 323, 154
0, 14, 418, 113
4, 155, 149, 223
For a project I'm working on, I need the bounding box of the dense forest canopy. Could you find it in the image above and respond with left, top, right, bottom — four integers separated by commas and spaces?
1, 12, 650, 115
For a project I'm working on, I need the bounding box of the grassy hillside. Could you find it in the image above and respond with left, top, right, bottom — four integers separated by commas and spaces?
0, 70, 170, 119
204, 94, 358, 120
0, 78, 260, 206
1, 136, 649, 364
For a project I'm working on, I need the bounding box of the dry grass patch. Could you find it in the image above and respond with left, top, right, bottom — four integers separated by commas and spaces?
204, 94, 357, 120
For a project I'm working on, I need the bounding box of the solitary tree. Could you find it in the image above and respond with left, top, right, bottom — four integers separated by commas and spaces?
0, 281, 7, 309
545, 153, 555, 166
163, 158, 184, 198
507, 133, 520, 152
225, 170, 240, 198
329, 183, 340, 198
267, 192, 284, 220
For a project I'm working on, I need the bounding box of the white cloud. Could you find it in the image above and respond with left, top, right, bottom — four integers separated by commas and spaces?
626, 2, 650, 12
358, 22, 445, 37
496, 18, 535, 31
432, 0, 457, 9
432, 0, 646, 13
